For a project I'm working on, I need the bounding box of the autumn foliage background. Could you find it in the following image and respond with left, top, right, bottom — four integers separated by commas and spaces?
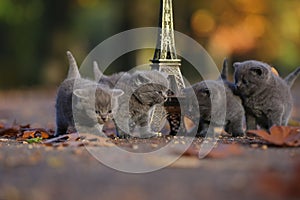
0, 0, 300, 89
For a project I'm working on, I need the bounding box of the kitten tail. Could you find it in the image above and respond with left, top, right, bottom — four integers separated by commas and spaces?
284, 67, 300, 87
93, 61, 103, 82
219, 58, 228, 81
66, 51, 81, 79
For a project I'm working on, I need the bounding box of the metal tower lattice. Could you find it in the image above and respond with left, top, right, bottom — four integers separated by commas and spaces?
150, 0, 186, 135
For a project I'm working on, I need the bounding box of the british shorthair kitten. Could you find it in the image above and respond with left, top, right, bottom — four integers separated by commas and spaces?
55, 52, 123, 136
233, 60, 300, 130
184, 59, 245, 137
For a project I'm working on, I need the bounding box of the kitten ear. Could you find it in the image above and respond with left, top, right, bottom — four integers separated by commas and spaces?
112, 89, 124, 98
66, 51, 81, 79
135, 73, 151, 86
93, 61, 103, 82
233, 62, 241, 69
73, 89, 89, 99
250, 67, 263, 76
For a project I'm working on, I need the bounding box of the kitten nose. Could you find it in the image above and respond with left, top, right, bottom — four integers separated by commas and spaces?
101, 116, 108, 121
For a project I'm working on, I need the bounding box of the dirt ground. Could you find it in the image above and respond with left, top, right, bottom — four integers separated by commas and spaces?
0, 83, 300, 200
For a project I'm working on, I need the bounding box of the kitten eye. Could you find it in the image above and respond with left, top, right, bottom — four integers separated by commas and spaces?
95, 111, 100, 114
108, 110, 112, 114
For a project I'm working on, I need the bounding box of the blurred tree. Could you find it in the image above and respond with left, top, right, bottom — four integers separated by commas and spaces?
0, 0, 299, 89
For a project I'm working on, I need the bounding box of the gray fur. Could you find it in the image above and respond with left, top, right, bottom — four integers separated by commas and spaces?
55, 52, 123, 136
220, 58, 229, 80
113, 70, 169, 138
185, 81, 244, 137
93, 62, 170, 137
284, 67, 300, 87
233, 60, 298, 130
93, 61, 102, 82
93, 61, 129, 88
183, 59, 245, 137
66, 51, 81, 79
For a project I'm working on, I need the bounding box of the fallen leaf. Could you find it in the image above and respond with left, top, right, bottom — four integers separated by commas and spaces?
247, 126, 300, 147
0, 127, 20, 138
22, 130, 50, 139
26, 137, 43, 144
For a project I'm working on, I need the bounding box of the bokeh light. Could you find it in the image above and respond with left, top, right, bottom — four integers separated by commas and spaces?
0, 0, 300, 88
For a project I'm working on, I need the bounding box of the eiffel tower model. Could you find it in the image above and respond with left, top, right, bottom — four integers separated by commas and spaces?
149, 0, 186, 135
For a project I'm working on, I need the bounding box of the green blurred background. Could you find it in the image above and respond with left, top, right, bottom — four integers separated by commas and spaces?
0, 0, 299, 89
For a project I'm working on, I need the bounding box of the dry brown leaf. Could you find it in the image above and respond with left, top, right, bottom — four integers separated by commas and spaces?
247, 126, 300, 147
22, 130, 50, 139
0, 127, 20, 138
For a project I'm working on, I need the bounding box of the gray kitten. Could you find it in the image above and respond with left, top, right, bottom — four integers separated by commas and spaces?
184, 59, 245, 137
93, 63, 169, 138
55, 52, 123, 136
233, 60, 300, 130
117, 70, 169, 138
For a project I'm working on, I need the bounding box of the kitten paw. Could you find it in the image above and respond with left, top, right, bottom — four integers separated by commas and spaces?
231, 131, 245, 137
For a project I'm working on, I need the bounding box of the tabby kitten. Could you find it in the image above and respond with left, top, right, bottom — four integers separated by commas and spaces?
55, 52, 123, 136
184, 59, 245, 137
118, 70, 169, 138
93, 62, 169, 138
233, 60, 300, 130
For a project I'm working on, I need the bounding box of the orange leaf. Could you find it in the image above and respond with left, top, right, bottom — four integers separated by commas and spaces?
22, 130, 50, 139
22, 131, 36, 139
247, 126, 300, 147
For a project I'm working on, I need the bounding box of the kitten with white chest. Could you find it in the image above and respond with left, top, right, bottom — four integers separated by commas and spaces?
184, 59, 245, 137
55, 52, 123, 136
233, 60, 300, 130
